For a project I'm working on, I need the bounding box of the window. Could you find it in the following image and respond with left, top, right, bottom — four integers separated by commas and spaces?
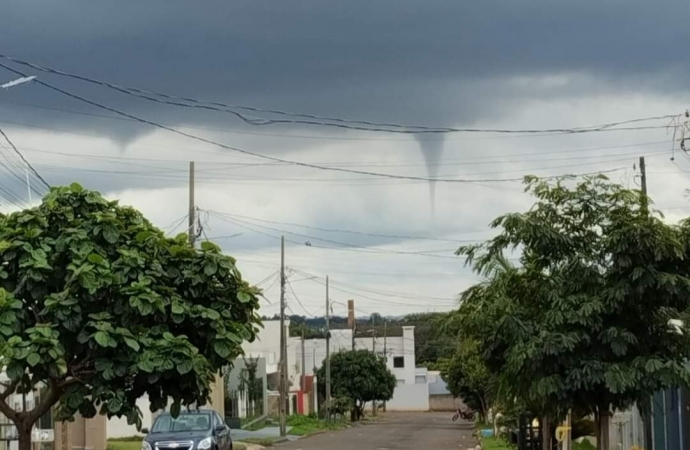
393, 356, 404, 368
415, 375, 427, 384
152, 412, 212, 432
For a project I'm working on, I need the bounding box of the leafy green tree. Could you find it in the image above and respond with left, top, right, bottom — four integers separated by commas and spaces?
317, 350, 396, 421
0, 185, 261, 450
457, 175, 690, 450
439, 337, 495, 422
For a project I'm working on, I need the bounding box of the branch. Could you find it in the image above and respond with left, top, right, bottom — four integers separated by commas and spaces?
28, 380, 63, 424
0, 379, 19, 401
0, 396, 18, 423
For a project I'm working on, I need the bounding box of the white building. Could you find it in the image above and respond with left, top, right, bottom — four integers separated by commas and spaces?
296, 326, 430, 411
241, 320, 301, 391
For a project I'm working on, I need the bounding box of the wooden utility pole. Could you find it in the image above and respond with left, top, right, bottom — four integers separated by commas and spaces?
279, 236, 287, 436
188, 161, 196, 247
325, 276, 331, 420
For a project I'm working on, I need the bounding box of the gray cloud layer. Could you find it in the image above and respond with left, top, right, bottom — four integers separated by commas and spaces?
2, 0, 689, 141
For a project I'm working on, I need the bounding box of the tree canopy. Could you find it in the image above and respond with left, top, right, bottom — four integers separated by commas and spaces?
317, 350, 396, 421
455, 175, 690, 449
0, 184, 261, 450
439, 337, 495, 422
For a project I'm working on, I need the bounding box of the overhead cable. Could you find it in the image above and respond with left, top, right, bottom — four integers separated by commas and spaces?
0, 60, 634, 184
0, 54, 680, 135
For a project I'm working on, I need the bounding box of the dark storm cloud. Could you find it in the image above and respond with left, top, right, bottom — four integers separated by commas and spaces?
1, 0, 689, 142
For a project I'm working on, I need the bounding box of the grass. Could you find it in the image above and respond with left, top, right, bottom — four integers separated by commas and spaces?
286, 415, 348, 436
107, 440, 143, 450
573, 439, 597, 450
241, 437, 284, 446
243, 418, 269, 431
481, 436, 512, 450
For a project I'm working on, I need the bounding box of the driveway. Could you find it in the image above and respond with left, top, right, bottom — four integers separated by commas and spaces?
276, 413, 477, 450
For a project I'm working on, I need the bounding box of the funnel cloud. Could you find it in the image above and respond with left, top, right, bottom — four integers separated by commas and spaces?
416, 137, 446, 220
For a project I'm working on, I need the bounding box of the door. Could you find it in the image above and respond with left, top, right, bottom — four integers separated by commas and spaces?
214, 412, 230, 450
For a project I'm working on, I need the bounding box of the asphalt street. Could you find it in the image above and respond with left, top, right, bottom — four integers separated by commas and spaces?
277, 412, 477, 450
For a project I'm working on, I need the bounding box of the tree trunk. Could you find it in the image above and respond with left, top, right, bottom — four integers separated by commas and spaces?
597, 409, 611, 450
541, 416, 551, 450
18, 421, 32, 450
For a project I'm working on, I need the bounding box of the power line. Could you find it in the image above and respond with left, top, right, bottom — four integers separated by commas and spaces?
206, 211, 486, 243
0, 61, 644, 184
0, 127, 49, 193
0, 54, 680, 135
207, 211, 462, 259
286, 275, 317, 317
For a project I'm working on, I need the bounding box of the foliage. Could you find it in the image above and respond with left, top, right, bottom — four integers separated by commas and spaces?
0, 185, 261, 449
439, 337, 495, 422
456, 175, 690, 448
481, 436, 513, 450
317, 350, 396, 421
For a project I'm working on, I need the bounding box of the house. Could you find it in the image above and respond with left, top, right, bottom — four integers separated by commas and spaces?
296, 325, 430, 412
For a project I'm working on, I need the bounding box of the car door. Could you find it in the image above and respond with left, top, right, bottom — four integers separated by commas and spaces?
213, 412, 229, 450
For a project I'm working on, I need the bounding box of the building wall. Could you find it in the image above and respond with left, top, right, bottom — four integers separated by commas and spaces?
107, 398, 152, 438
242, 320, 300, 391
297, 326, 417, 387
429, 394, 460, 412
385, 383, 430, 412
223, 357, 268, 419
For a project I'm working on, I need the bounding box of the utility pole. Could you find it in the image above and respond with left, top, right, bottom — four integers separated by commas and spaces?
188, 161, 196, 247
639, 156, 647, 195
372, 326, 377, 417
325, 276, 331, 420
348, 299, 356, 351
279, 236, 287, 436
383, 320, 387, 413
25, 169, 31, 204
301, 325, 306, 392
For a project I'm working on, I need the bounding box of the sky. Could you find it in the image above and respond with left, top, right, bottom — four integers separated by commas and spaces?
1, 0, 690, 317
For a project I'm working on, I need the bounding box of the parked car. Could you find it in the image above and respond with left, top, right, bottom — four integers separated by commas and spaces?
141, 410, 232, 450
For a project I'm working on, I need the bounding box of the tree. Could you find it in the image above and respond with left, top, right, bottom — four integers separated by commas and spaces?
317, 350, 396, 421
457, 175, 690, 450
238, 356, 263, 418
0, 184, 261, 450
439, 337, 495, 423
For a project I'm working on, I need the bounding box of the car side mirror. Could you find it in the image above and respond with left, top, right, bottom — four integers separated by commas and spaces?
141, 428, 149, 435
214, 425, 226, 435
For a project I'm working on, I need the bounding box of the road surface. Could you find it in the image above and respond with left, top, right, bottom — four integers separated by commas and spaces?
277, 412, 477, 450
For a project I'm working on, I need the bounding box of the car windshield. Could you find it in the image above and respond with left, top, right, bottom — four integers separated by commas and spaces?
151, 413, 211, 432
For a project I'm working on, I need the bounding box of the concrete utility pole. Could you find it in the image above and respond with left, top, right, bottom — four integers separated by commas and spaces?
372, 326, 377, 416
279, 236, 287, 436
301, 326, 306, 392
325, 276, 331, 420
188, 161, 195, 247
348, 299, 356, 351
383, 320, 387, 413
640, 156, 653, 450
639, 156, 647, 196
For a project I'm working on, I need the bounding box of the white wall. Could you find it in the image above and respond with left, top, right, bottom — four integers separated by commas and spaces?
385, 383, 430, 412
107, 396, 152, 438
297, 326, 416, 388
242, 320, 300, 390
